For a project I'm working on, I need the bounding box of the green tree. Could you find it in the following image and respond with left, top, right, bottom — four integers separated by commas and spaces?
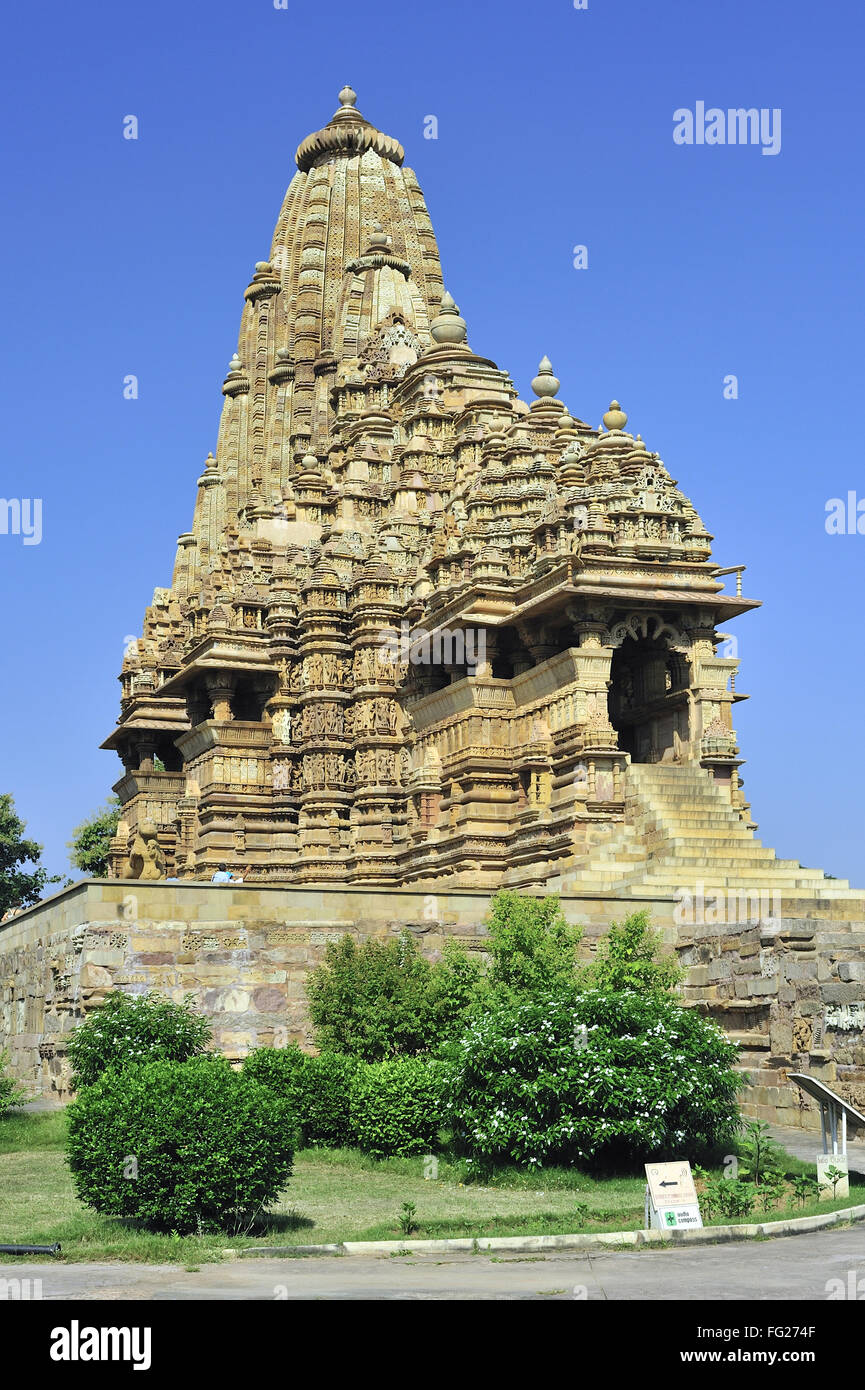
0, 793, 61, 916
67, 798, 122, 878
484, 891, 582, 1000
581, 909, 683, 994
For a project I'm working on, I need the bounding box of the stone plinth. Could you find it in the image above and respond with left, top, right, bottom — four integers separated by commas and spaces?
3, 878, 865, 1133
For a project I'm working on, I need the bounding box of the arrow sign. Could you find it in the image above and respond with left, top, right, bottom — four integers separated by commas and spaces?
645, 1161, 698, 1208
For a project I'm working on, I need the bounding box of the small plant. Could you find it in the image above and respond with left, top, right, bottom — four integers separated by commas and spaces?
699, 1178, 722, 1221
820, 1165, 847, 1201
572, 1202, 590, 1227
737, 1120, 786, 1186
0, 1049, 29, 1114
792, 1174, 820, 1208
399, 1201, 419, 1236
715, 1178, 755, 1220
755, 1171, 787, 1213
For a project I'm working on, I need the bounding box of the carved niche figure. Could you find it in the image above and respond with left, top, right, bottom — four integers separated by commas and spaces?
271, 710, 291, 744
272, 759, 291, 791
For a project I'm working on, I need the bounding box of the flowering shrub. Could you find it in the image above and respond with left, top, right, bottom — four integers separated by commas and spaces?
66, 1056, 296, 1233
447, 989, 743, 1170
67, 991, 211, 1090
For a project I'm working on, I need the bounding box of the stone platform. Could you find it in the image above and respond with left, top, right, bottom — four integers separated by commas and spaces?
2, 877, 864, 1130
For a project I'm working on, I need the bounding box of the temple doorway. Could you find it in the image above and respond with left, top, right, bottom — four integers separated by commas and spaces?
608, 632, 691, 763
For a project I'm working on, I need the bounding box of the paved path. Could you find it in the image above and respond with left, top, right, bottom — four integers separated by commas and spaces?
770, 1125, 865, 1172
3, 1227, 864, 1300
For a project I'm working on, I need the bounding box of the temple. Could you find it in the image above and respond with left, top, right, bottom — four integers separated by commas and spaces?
101, 89, 853, 909
4, 89, 864, 1120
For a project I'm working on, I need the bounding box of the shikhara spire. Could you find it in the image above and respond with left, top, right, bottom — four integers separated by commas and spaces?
104, 89, 764, 888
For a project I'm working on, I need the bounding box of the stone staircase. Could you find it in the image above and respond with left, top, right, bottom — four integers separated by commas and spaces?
561, 762, 865, 909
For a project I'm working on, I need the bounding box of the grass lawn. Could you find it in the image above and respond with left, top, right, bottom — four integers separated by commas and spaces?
1, 1111, 862, 1264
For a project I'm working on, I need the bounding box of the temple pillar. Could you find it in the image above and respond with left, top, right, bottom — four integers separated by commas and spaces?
205, 674, 236, 723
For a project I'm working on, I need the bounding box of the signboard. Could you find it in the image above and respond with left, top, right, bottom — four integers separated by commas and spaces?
644, 1160, 703, 1231
816, 1153, 849, 1200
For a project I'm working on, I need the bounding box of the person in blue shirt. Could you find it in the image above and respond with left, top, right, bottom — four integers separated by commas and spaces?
210, 863, 249, 884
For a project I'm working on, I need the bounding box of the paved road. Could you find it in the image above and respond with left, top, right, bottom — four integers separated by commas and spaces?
3, 1228, 864, 1300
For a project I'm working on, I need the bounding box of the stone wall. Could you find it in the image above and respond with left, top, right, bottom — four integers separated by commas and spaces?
2, 879, 864, 1132
678, 916, 865, 1131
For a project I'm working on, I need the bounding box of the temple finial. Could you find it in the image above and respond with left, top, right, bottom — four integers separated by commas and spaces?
338, 85, 357, 108
602, 400, 628, 430
531, 356, 560, 399
368, 221, 389, 249
430, 290, 467, 345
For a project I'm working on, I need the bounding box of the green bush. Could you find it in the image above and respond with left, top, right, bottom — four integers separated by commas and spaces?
0, 1049, 28, 1114
243, 1043, 313, 1135
243, 1047, 359, 1147
304, 1052, 360, 1147
580, 909, 683, 994
307, 932, 484, 1060
66, 1055, 296, 1234
350, 1057, 447, 1158
67, 991, 212, 1089
484, 891, 582, 1000
448, 988, 743, 1170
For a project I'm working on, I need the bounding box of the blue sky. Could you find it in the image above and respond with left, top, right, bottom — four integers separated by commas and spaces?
0, 0, 862, 883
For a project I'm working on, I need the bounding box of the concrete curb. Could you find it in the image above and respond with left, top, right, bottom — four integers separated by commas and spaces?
227, 1201, 865, 1259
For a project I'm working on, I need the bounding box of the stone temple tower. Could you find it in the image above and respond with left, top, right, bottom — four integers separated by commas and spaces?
101, 88, 857, 910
